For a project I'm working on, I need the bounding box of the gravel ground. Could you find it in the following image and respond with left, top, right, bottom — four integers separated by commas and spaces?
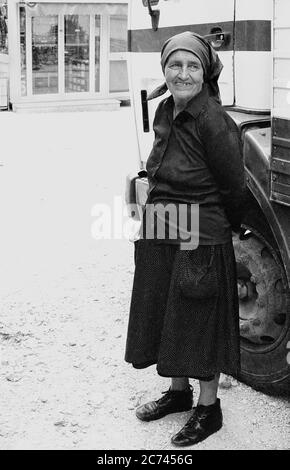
0, 108, 289, 450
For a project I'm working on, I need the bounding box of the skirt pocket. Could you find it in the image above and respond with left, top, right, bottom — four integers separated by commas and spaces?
178, 246, 219, 299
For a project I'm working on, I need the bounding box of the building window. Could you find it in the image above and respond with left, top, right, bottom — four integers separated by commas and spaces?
32, 16, 59, 95
109, 15, 128, 93
20, 7, 27, 96
110, 14, 127, 53
65, 15, 90, 93
95, 15, 101, 92
16, 4, 128, 99
109, 60, 128, 93
0, 1, 8, 54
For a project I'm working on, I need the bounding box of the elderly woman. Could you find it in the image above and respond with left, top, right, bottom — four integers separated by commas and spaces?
125, 32, 247, 447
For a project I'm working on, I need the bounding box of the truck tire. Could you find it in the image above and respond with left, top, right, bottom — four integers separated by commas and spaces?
233, 219, 290, 395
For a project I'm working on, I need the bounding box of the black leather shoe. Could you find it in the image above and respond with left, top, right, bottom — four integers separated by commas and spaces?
135, 386, 193, 422
171, 398, 222, 446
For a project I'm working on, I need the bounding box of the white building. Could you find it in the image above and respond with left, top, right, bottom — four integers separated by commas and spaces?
7, 0, 129, 112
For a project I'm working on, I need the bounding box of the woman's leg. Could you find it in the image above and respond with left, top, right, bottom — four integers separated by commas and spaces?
171, 373, 222, 446
197, 373, 220, 406
171, 377, 190, 391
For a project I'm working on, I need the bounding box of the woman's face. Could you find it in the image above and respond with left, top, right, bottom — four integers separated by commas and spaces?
164, 50, 204, 108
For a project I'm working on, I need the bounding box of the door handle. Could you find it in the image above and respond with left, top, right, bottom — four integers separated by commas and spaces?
141, 90, 150, 133
204, 30, 231, 48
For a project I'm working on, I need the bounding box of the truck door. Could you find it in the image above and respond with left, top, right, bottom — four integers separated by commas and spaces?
128, 0, 235, 166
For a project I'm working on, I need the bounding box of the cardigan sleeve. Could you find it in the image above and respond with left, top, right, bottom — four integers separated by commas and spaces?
198, 102, 250, 232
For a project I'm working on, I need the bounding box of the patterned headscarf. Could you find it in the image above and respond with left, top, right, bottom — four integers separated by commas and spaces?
148, 31, 223, 103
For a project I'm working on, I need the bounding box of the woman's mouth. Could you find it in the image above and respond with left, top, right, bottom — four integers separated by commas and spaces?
174, 82, 192, 88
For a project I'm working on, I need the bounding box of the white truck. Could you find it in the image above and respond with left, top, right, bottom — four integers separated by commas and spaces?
126, 0, 290, 393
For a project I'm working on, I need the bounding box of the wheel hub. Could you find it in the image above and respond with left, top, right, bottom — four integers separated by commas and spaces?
234, 234, 288, 347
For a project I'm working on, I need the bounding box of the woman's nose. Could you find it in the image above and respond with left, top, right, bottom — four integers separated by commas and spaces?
178, 66, 190, 79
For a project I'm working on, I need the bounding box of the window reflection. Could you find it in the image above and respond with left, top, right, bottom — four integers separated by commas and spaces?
32, 16, 58, 95
95, 16, 100, 92
110, 15, 127, 53
0, 1, 8, 54
65, 15, 90, 93
20, 7, 27, 96
109, 15, 128, 92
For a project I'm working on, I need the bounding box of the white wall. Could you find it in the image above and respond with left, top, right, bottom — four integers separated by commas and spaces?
234, 0, 273, 110
235, 0, 272, 20
273, 0, 290, 119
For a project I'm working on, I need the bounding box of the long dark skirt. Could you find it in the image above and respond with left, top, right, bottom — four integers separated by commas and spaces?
125, 239, 240, 379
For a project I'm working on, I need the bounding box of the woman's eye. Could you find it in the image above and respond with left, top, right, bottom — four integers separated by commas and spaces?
169, 63, 200, 71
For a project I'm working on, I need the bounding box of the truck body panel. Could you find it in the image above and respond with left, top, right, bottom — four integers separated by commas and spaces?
273, 0, 290, 120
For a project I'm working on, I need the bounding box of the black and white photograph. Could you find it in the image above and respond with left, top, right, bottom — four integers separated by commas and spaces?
0, 0, 289, 453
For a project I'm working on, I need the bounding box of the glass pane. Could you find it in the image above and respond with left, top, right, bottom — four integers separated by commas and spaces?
95, 15, 100, 92
65, 15, 90, 93
110, 15, 127, 53
109, 60, 128, 92
0, 1, 8, 54
32, 16, 58, 95
20, 7, 26, 96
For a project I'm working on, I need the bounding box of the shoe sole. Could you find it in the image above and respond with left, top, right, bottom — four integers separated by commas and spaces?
171, 422, 223, 447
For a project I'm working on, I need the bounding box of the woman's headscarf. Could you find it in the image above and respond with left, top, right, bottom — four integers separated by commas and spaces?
147, 31, 223, 104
